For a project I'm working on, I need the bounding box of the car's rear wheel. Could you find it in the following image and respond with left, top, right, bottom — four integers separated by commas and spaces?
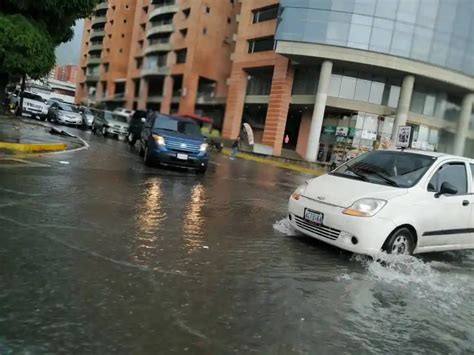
143, 145, 152, 166
383, 227, 415, 255
91, 124, 96, 133
102, 126, 107, 137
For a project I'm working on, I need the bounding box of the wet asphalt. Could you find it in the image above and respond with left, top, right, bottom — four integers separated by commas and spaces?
0, 126, 473, 354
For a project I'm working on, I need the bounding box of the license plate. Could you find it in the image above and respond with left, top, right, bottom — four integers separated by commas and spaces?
304, 209, 324, 225
176, 153, 188, 160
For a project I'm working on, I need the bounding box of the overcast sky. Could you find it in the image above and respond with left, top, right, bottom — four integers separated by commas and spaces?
55, 20, 84, 65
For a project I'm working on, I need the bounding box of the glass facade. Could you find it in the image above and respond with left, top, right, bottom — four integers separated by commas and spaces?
276, 0, 474, 76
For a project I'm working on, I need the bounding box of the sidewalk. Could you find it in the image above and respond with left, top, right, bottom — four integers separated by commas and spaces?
0, 115, 82, 154
221, 148, 326, 176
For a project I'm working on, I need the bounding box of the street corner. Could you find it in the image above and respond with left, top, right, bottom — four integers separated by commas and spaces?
0, 115, 85, 155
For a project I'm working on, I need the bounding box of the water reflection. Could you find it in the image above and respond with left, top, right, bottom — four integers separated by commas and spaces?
182, 184, 206, 253
132, 178, 167, 263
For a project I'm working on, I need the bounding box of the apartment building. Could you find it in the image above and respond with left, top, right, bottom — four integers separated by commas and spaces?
52, 65, 79, 84
76, 0, 238, 127
222, 0, 474, 160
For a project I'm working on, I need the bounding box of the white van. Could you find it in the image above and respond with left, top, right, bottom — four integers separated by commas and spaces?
288, 150, 474, 256
13, 91, 48, 120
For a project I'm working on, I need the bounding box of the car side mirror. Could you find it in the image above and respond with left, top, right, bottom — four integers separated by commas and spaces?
141, 117, 146, 123
435, 182, 458, 198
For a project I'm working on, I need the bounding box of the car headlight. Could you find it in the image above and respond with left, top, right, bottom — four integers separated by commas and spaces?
342, 198, 387, 217
199, 143, 208, 152
291, 183, 307, 200
152, 134, 165, 145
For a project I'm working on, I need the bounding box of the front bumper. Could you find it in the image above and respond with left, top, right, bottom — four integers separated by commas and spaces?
106, 127, 128, 136
57, 116, 82, 125
149, 147, 208, 169
288, 196, 396, 255
23, 108, 45, 117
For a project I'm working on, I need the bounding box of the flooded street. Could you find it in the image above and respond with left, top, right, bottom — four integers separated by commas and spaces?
1, 128, 473, 354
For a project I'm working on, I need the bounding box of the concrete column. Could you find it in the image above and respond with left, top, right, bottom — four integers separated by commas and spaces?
391, 75, 415, 143
138, 78, 148, 110
453, 93, 474, 156
160, 76, 173, 114
305, 60, 333, 162
296, 110, 312, 158
179, 73, 199, 115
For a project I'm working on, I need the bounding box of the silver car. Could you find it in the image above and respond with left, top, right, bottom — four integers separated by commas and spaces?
92, 110, 129, 139
80, 106, 96, 128
48, 102, 82, 126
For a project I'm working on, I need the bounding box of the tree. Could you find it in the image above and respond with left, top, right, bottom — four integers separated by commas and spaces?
0, 0, 100, 113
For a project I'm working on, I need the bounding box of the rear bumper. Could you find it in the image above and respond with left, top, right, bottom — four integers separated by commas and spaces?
106, 127, 128, 136
149, 148, 208, 169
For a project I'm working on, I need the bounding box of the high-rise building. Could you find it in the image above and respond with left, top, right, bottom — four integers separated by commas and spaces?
76, 0, 238, 127
222, 0, 474, 159
51, 64, 79, 84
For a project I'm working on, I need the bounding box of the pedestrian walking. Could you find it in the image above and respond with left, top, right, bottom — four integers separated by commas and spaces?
230, 136, 240, 160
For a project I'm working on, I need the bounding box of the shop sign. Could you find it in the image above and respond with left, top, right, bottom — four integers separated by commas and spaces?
361, 130, 377, 140
322, 125, 337, 135
396, 125, 412, 148
336, 126, 349, 137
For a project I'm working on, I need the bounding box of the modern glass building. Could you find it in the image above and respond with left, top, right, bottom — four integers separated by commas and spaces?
222, 0, 474, 163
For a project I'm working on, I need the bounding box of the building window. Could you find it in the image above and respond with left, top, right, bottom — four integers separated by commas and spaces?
138, 40, 144, 48
103, 63, 109, 72
202, 27, 207, 35
180, 28, 188, 37
183, 8, 191, 18
227, 17, 231, 24
143, 6, 148, 14
119, 48, 123, 53
205, 6, 210, 14
248, 36, 275, 53
175, 49, 187, 64
124, 19, 127, 23
136, 58, 143, 69
252, 4, 279, 24
121, 34, 125, 38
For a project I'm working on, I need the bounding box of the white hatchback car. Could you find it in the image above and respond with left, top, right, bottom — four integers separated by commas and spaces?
288, 150, 474, 256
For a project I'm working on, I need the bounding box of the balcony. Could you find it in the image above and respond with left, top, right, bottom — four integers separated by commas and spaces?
85, 74, 100, 82
144, 42, 172, 54
141, 66, 170, 77
87, 57, 102, 65
195, 93, 226, 105
91, 16, 107, 28
90, 29, 105, 40
95, 1, 108, 12
88, 43, 103, 53
146, 24, 174, 38
149, 4, 179, 21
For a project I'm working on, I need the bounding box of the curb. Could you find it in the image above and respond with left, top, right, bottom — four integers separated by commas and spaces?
221, 148, 324, 176
0, 141, 67, 153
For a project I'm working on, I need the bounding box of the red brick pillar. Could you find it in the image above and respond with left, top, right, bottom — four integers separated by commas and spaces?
160, 76, 173, 114
262, 59, 294, 156
222, 65, 248, 139
296, 110, 312, 158
179, 73, 199, 115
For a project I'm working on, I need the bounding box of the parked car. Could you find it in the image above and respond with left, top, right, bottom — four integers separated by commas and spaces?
48, 102, 82, 126
79, 106, 96, 129
13, 91, 48, 120
127, 110, 148, 145
114, 108, 134, 122
139, 113, 209, 173
288, 150, 474, 256
92, 110, 129, 139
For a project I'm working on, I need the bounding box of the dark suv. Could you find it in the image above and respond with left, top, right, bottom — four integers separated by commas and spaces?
139, 113, 209, 173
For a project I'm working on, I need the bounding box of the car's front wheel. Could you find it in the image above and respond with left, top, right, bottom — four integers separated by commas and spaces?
139, 142, 145, 157
102, 126, 107, 137
383, 227, 415, 255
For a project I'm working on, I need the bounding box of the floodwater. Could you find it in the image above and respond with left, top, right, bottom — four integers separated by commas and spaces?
0, 126, 473, 354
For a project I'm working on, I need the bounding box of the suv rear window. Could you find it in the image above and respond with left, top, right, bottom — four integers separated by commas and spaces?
23, 92, 44, 101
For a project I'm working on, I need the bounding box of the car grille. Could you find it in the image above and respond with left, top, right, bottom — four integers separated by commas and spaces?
166, 138, 200, 153
294, 216, 341, 241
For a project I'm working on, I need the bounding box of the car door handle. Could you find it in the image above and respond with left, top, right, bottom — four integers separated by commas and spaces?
462, 200, 470, 206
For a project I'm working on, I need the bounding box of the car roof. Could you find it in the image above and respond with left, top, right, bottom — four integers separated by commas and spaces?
380, 149, 474, 162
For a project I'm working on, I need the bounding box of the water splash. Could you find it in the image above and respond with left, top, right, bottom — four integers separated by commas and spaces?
273, 218, 299, 236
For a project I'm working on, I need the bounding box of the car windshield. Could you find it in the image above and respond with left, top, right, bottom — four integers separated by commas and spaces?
112, 114, 128, 123
153, 115, 201, 136
332, 151, 437, 188
82, 107, 92, 115
58, 104, 78, 112
23, 92, 44, 101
